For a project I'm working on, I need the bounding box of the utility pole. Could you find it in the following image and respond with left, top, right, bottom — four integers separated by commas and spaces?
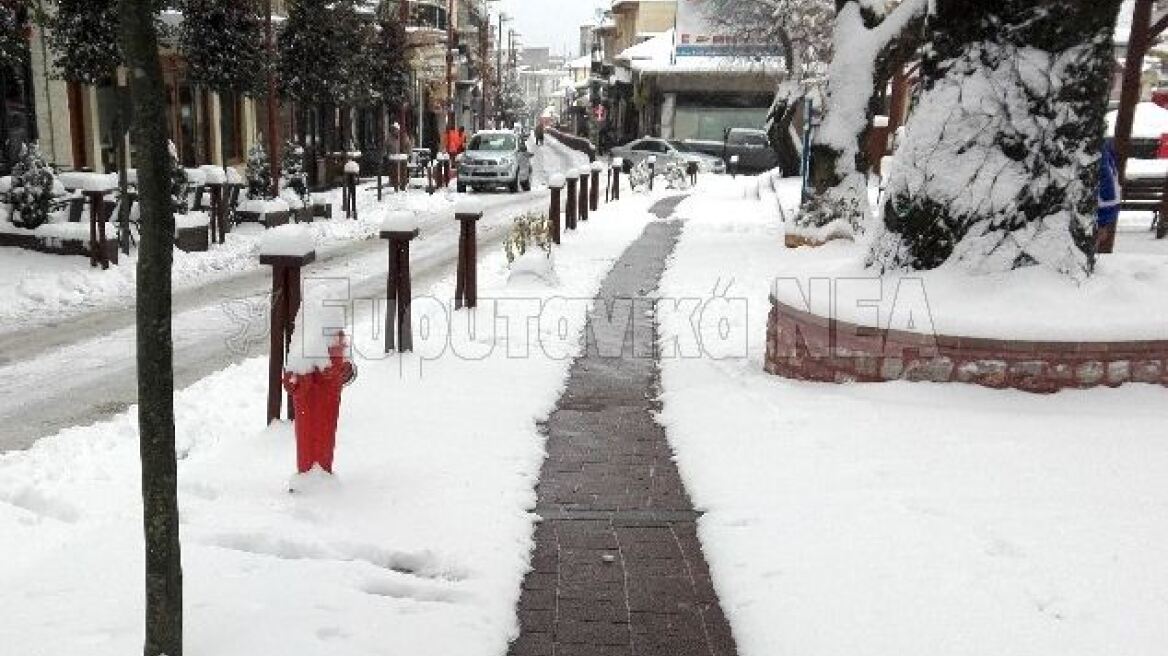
265, 0, 280, 197
496, 13, 506, 126
480, 0, 489, 130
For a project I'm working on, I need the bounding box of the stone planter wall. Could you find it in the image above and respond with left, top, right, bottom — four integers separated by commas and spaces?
0, 230, 120, 264
766, 296, 1168, 393
175, 225, 209, 253
546, 128, 597, 162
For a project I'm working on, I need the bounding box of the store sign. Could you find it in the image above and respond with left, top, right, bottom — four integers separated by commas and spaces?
674, 0, 785, 58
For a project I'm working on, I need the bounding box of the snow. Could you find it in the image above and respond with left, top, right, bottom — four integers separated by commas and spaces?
201, 166, 227, 185
239, 198, 291, 215
58, 171, 117, 192
1125, 157, 1168, 179
1106, 101, 1168, 139
259, 224, 315, 259
175, 213, 211, 229
0, 182, 458, 330
506, 250, 558, 287
547, 173, 566, 188
380, 210, 419, 234
590, 161, 605, 173
658, 173, 1168, 656
0, 188, 663, 656
455, 198, 484, 216
344, 160, 361, 175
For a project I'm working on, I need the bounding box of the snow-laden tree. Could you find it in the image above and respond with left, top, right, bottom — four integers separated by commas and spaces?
869, 0, 1122, 279
794, 0, 928, 240
178, 0, 266, 97
245, 142, 271, 199
0, 0, 28, 72
497, 69, 529, 127
44, 0, 122, 84
281, 139, 308, 201
371, 2, 411, 111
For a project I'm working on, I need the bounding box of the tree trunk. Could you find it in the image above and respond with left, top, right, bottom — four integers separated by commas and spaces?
870, 0, 1122, 279
118, 2, 183, 655
794, 0, 926, 239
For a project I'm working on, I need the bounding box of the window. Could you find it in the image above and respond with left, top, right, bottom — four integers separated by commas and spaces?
468, 133, 517, 152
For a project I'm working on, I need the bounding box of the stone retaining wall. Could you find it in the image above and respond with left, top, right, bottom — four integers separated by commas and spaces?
765, 296, 1168, 393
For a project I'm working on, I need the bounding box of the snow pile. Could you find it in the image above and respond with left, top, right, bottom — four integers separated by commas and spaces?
285, 278, 348, 376
1106, 101, 1168, 139
380, 210, 418, 234
344, 160, 360, 175
547, 173, 565, 188
507, 250, 558, 287
239, 198, 291, 216
259, 224, 315, 258
454, 197, 484, 216
175, 213, 211, 229
658, 174, 1168, 656
201, 166, 227, 185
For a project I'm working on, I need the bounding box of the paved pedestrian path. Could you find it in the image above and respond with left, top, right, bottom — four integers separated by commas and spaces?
508, 197, 738, 656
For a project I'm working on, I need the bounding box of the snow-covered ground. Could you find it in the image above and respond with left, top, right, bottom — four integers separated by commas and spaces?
0, 185, 454, 331
657, 175, 1168, 656
0, 177, 667, 654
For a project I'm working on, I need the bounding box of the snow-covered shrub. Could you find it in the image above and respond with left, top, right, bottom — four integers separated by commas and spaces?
246, 143, 272, 200
10, 144, 58, 230
168, 141, 189, 215
629, 160, 689, 192
281, 140, 309, 204
504, 211, 552, 265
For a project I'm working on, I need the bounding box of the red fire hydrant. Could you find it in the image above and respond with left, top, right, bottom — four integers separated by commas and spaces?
283, 331, 356, 474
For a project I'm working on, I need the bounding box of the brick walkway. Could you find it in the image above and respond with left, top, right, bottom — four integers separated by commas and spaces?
508, 200, 738, 656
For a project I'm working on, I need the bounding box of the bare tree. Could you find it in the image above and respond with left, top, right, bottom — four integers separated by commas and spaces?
118, 1, 183, 654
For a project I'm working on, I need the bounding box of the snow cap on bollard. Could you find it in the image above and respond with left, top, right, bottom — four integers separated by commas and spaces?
260, 224, 315, 262
577, 166, 590, 178
730, 155, 740, 165
591, 161, 605, 173
647, 155, 657, 166
201, 165, 227, 185
344, 160, 360, 175
454, 197, 484, 219
548, 173, 566, 188
380, 210, 419, 236
436, 152, 450, 161
611, 157, 624, 168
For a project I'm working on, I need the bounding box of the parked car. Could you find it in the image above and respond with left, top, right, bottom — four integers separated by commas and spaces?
609, 137, 726, 175
679, 128, 779, 174
457, 130, 533, 193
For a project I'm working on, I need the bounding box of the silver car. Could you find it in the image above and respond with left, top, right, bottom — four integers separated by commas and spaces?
457, 130, 533, 193
609, 137, 726, 174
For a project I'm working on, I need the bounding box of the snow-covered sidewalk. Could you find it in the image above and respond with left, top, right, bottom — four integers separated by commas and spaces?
656, 176, 1168, 655
0, 185, 669, 654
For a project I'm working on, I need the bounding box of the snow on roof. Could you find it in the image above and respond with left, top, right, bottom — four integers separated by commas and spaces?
636, 54, 786, 75
617, 29, 674, 64
566, 55, 592, 70
1106, 101, 1168, 139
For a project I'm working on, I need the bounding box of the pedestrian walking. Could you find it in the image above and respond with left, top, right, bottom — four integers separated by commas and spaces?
535, 122, 545, 146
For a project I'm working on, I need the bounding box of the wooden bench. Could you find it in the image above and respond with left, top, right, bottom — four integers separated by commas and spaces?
1120, 176, 1165, 235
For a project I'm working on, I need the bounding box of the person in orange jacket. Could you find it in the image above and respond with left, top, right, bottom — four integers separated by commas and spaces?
445, 126, 462, 159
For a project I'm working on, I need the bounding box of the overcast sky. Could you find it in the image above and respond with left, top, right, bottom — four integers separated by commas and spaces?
495, 0, 609, 56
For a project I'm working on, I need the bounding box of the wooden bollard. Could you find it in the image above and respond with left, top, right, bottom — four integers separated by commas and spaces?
454, 199, 483, 310
436, 152, 450, 187
259, 228, 316, 424
392, 154, 408, 192
376, 154, 384, 201
84, 188, 112, 269
611, 158, 623, 202
380, 211, 420, 353
648, 155, 657, 191
343, 160, 360, 219
548, 174, 565, 245
578, 167, 590, 222
590, 161, 602, 211
206, 179, 226, 245
565, 173, 578, 231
